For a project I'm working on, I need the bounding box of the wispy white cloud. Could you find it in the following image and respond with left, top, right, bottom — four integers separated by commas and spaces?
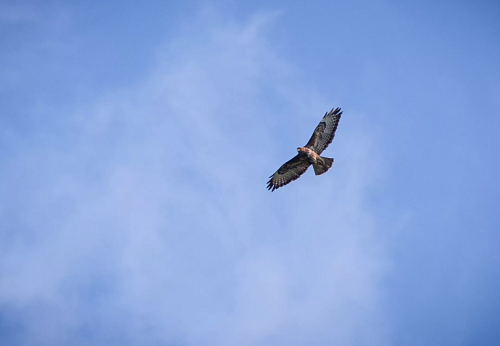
0, 8, 390, 346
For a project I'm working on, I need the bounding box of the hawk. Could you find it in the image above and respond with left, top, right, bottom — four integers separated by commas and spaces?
267, 107, 342, 191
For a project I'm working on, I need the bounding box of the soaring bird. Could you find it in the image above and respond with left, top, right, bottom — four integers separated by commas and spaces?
267, 107, 342, 191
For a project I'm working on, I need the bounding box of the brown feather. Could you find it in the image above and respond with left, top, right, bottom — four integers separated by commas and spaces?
305, 107, 342, 155
267, 154, 311, 191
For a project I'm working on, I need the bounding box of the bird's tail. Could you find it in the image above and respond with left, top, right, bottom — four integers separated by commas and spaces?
313, 157, 334, 175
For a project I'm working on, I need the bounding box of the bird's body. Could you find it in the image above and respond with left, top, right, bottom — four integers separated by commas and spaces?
297, 146, 319, 163
267, 108, 342, 191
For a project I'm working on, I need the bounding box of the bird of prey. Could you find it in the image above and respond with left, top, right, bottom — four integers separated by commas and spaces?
267, 107, 342, 191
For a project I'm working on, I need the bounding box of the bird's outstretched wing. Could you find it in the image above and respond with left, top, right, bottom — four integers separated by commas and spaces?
267, 154, 311, 191
305, 107, 342, 155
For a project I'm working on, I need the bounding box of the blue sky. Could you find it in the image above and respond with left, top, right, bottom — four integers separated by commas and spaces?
1, 1, 499, 345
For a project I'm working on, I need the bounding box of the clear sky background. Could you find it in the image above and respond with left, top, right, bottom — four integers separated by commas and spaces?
1, 1, 499, 345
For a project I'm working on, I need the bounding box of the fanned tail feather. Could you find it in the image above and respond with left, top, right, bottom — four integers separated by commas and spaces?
313, 157, 333, 175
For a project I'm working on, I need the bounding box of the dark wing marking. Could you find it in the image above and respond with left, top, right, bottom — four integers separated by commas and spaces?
267, 154, 311, 191
305, 107, 342, 155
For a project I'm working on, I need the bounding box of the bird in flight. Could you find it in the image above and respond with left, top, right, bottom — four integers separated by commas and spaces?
267, 107, 342, 191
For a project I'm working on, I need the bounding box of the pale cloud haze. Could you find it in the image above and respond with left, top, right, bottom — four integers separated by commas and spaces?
1, 1, 499, 346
